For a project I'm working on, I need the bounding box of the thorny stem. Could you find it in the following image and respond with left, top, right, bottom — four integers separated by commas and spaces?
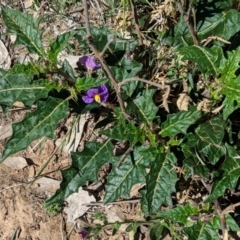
129, 0, 143, 46
117, 147, 133, 168
177, 1, 199, 46
119, 77, 166, 90
82, 0, 130, 120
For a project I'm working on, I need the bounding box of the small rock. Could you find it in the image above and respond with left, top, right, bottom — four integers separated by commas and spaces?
3, 156, 28, 169
0, 124, 12, 140
33, 177, 61, 194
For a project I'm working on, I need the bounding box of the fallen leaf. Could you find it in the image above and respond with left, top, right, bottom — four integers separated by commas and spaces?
177, 93, 191, 111
64, 187, 96, 223
105, 205, 127, 231
0, 40, 11, 70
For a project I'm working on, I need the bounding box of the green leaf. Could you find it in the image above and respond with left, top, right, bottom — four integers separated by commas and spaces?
156, 204, 199, 224
219, 47, 240, 119
140, 189, 149, 215
213, 214, 240, 232
126, 89, 158, 125
149, 222, 164, 240
61, 59, 77, 81
48, 32, 73, 63
206, 144, 240, 202
0, 97, 68, 162
183, 221, 220, 240
104, 146, 155, 204
0, 70, 50, 108
110, 59, 143, 97
2, 7, 44, 56
179, 46, 224, 77
219, 47, 240, 83
165, 8, 240, 48
45, 140, 118, 206
195, 116, 226, 164
160, 109, 202, 138
102, 122, 145, 147
197, 9, 240, 44
225, 214, 240, 231
75, 76, 108, 91
146, 153, 178, 213
75, 26, 138, 52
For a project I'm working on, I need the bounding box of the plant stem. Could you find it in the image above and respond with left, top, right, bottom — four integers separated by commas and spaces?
82, 0, 130, 120
119, 77, 165, 89
177, 1, 199, 46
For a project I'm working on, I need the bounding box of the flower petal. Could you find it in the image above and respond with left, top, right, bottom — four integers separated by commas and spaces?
98, 84, 109, 103
79, 56, 101, 70
82, 95, 95, 103
98, 84, 108, 94
86, 88, 99, 98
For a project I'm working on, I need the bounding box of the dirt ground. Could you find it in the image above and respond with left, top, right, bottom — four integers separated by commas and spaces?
0, 107, 80, 239
0, 0, 146, 239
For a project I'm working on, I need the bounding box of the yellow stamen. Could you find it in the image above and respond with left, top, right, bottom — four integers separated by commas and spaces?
94, 94, 101, 103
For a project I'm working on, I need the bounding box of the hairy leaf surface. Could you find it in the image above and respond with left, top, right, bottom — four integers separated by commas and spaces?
206, 144, 240, 202
126, 89, 158, 124
146, 153, 178, 213
165, 8, 240, 48
0, 71, 50, 108
2, 8, 44, 56
195, 116, 226, 164
156, 204, 199, 224
179, 46, 224, 76
48, 32, 73, 64
102, 121, 145, 147
219, 47, 240, 119
104, 146, 155, 204
75, 77, 108, 91
160, 109, 202, 138
0, 97, 68, 162
183, 221, 220, 240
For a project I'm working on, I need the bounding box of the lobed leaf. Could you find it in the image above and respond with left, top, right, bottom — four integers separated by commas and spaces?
146, 153, 178, 214
0, 70, 50, 108
75, 26, 138, 52
104, 146, 155, 204
206, 144, 240, 202
165, 8, 240, 48
48, 32, 73, 64
218, 47, 240, 119
160, 109, 202, 138
0, 97, 69, 162
75, 76, 108, 91
102, 121, 145, 147
45, 140, 118, 206
156, 204, 199, 224
2, 8, 44, 56
126, 89, 158, 125
183, 221, 220, 240
195, 116, 226, 164
179, 46, 224, 77
111, 58, 143, 97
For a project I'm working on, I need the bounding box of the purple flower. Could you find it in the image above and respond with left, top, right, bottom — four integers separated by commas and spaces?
78, 55, 101, 71
79, 228, 88, 239
82, 84, 109, 104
